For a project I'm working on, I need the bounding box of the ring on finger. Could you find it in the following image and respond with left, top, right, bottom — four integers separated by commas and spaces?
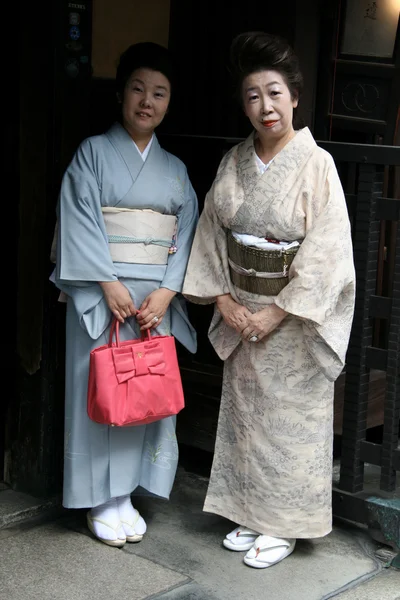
152, 316, 159, 324
249, 335, 258, 343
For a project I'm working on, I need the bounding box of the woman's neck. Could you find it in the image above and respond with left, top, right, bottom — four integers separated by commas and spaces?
255, 128, 296, 164
123, 123, 153, 153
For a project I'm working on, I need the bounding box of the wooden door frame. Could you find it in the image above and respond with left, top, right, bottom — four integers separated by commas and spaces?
2, 1, 20, 483
293, 0, 321, 132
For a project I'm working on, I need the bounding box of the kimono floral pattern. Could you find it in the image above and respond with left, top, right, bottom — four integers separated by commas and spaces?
183, 128, 355, 538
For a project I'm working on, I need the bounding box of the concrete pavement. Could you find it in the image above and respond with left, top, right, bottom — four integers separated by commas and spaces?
0, 469, 398, 600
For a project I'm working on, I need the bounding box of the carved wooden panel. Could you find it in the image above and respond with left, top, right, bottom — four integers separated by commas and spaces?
333, 74, 390, 121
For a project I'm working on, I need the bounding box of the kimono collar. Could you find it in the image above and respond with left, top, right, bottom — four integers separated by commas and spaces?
134, 135, 154, 161
225, 127, 319, 236
237, 127, 317, 190
106, 121, 161, 181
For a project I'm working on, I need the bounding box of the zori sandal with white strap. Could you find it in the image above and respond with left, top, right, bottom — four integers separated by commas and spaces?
244, 535, 296, 568
87, 512, 126, 548
223, 525, 261, 551
116, 495, 147, 543
120, 508, 147, 543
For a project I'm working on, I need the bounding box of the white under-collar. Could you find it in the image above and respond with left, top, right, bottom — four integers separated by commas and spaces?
133, 135, 154, 161
255, 152, 273, 174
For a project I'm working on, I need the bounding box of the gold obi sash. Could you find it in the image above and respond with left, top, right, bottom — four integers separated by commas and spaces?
102, 208, 177, 265
227, 231, 299, 296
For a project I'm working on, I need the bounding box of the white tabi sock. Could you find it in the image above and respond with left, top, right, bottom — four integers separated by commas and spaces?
90, 497, 125, 541
116, 494, 147, 537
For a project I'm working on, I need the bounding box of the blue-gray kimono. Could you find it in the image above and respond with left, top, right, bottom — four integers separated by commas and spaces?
52, 122, 198, 509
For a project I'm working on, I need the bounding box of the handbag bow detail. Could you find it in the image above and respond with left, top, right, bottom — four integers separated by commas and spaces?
88, 318, 184, 427
112, 345, 166, 383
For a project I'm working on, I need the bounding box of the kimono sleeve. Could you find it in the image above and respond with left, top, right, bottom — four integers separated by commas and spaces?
56, 139, 117, 284
161, 169, 199, 293
275, 154, 356, 380
182, 183, 231, 304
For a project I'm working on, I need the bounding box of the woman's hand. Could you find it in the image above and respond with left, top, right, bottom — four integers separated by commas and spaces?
241, 303, 287, 342
216, 294, 253, 335
99, 281, 137, 323
136, 288, 176, 331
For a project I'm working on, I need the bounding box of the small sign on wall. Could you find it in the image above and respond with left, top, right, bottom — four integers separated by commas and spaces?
341, 0, 400, 58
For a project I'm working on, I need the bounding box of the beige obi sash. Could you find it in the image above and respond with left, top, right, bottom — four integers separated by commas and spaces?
102, 208, 177, 265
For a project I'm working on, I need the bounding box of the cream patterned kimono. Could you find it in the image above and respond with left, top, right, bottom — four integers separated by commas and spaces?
182, 128, 355, 538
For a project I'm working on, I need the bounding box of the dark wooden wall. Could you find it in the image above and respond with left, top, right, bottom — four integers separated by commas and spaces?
6, 0, 93, 496
166, 0, 296, 138
314, 0, 400, 144
2, 0, 20, 483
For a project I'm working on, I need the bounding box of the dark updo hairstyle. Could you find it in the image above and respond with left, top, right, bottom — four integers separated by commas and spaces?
116, 41, 174, 99
229, 31, 303, 103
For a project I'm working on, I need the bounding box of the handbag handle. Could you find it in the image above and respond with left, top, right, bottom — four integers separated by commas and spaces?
108, 318, 152, 348
108, 318, 121, 347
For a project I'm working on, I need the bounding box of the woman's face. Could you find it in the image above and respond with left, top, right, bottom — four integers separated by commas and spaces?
242, 70, 298, 142
121, 68, 171, 136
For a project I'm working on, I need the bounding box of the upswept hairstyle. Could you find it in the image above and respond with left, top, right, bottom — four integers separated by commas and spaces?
229, 32, 303, 102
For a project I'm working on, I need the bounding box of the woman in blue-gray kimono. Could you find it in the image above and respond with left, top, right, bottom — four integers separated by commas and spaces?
51, 42, 198, 548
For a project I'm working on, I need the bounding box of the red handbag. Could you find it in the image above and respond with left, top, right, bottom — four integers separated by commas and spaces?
87, 319, 185, 427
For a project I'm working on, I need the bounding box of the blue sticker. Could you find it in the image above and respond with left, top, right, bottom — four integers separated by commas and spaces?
69, 26, 80, 41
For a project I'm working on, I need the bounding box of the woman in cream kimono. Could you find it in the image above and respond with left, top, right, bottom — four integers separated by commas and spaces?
183, 32, 355, 568
52, 43, 198, 547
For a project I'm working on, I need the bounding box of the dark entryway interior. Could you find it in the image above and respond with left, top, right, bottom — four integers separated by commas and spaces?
4, 0, 399, 497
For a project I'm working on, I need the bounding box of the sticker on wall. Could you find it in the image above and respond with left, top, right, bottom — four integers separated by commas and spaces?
65, 58, 79, 78
69, 12, 80, 25
69, 26, 80, 41
65, 40, 83, 52
79, 55, 89, 64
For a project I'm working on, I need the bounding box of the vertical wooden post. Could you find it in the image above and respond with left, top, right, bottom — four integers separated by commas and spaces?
339, 163, 382, 492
